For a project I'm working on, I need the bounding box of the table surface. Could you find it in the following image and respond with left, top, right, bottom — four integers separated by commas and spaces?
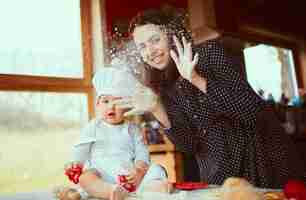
0, 187, 282, 200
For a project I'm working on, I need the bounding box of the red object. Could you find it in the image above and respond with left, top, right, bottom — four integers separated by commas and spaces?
64, 164, 83, 184
173, 182, 209, 190
117, 175, 136, 192
284, 180, 306, 200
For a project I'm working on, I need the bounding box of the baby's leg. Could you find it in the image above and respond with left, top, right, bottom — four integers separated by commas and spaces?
53, 187, 82, 200
110, 185, 129, 200
142, 180, 172, 193
79, 169, 128, 200
139, 164, 173, 193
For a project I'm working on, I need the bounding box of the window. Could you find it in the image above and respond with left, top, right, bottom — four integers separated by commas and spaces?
0, 0, 94, 194
0, 0, 83, 78
243, 43, 298, 102
0, 92, 89, 193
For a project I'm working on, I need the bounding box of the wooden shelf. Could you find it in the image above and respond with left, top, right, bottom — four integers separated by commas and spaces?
148, 143, 175, 153
148, 135, 175, 153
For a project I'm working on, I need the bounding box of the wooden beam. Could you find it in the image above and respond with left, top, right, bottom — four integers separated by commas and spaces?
0, 74, 91, 90
237, 24, 301, 49
80, 0, 94, 85
294, 44, 306, 89
188, 0, 220, 44
81, 0, 95, 119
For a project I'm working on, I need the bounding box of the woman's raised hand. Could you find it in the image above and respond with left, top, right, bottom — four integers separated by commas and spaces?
170, 36, 199, 82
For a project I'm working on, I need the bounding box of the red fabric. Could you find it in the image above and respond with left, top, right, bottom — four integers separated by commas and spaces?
173, 182, 209, 190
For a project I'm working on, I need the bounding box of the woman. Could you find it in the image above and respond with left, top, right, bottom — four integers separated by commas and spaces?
116, 9, 306, 188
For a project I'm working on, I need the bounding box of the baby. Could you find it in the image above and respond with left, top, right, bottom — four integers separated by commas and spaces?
55, 64, 169, 200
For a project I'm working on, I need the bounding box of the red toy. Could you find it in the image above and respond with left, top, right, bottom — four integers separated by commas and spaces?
64, 164, 84, 184
173, 182, 208, 190
117, 175, 136, 192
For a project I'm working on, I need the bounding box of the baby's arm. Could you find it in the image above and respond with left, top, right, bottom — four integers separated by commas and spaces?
131, 124, 150, 167
127, 124, 150, 186
63, 143, 92, 184
69, 120, 96, 166
64, 120, 96, 185
70, 143, 92, 165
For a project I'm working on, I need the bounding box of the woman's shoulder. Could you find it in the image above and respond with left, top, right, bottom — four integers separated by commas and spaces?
193, 38, 225, 56
193, 37, 237, 76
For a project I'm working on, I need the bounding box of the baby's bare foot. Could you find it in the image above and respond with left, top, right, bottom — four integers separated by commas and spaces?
110, 185, 129, 200
53, 186, 81, 200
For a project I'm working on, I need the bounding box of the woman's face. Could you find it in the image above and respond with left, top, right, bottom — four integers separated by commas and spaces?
133, 24, 171, 70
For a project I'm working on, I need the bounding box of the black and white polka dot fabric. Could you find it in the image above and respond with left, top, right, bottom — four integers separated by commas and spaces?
161, 39, 306, 189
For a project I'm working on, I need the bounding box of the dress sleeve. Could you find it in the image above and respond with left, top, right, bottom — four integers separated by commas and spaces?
129, 123, 150, 165
71, 143, 91, 163
163, 96, 199, 154
195, 40, 262, 126
71, 120, 96, 163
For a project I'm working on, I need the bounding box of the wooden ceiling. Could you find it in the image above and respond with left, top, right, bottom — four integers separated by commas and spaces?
237, 0, 306, 40
104, 0, 306, 40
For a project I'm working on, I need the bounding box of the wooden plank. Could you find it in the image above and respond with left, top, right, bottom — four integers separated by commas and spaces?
148, 143, 175, 153
81, 0, 95, 119
0, 74, 91, 91
188, 0, 220, 44
80, 0, 94, 85
148, 134, 175, 153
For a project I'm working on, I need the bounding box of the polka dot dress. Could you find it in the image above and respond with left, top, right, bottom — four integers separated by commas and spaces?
160, 39, 306, 189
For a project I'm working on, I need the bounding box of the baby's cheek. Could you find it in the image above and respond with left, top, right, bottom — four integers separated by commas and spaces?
100, 112, 108, 120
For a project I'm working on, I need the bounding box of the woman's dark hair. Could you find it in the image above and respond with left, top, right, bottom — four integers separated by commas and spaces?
129, 9, 173, 34
129, 8, 191, 94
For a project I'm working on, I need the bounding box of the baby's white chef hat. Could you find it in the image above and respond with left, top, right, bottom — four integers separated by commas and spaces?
92, 59, 139, 97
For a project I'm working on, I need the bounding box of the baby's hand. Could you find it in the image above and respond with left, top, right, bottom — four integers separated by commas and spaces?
64, 162, 82, 171
126, 167, 145, 187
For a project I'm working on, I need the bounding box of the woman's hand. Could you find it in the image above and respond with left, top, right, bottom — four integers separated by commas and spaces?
113, 84, 159, 116
170, 36, 199, 82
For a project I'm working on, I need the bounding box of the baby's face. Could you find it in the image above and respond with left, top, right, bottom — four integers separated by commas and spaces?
96, 95, 127, 124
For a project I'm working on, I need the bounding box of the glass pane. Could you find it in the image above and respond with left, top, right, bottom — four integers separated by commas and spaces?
243, 44, 298, 102
0, 91, 89, 194
0, 1, 83, 78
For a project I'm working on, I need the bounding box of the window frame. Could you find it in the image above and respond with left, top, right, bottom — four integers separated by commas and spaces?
0, 0, 95, 119
236, 24, 304, 89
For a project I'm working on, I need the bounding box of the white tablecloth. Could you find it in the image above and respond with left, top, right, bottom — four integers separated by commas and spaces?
0, 187, 280, 200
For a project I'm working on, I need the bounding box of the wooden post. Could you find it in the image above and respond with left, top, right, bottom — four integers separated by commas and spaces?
187, 0, 220, 44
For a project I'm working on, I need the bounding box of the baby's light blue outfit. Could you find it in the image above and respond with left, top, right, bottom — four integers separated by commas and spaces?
71, 118, 167, 194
